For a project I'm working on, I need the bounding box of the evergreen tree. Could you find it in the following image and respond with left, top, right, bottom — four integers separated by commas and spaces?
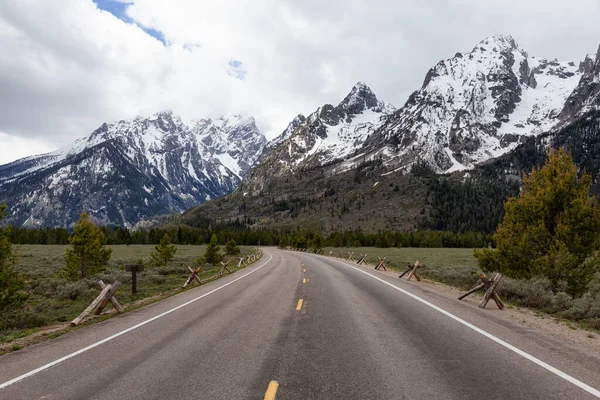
310, 233, 323, 251
150, 233, 177, 266
0, 204, 27, 313
202, 234, 223, 265
278, 236, 288, 249
224, 239, 240, 255
62, 212, 112, 280
475, 148, 600, 295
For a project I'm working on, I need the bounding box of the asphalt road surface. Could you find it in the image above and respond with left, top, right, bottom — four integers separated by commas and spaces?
1, 248, 600, 399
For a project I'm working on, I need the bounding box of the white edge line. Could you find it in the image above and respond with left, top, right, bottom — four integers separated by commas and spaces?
311, 253, 600, 399
0, 251, 274, 390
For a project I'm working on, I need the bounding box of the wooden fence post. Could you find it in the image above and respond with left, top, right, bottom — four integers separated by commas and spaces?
479, 273, 505, 309
94, 281, 122, 315
458, 273, 505, 310
357, 254, 368, 265
97, 280, 124, 314
182, 266, 203, 288
219, 261, 232, 276
346, 252, 354, 261
71, 281, 124, 326
374, 257, 388, 271
236, 257, 245, 268
399, 260, 420, 280
406, 261, 421, 281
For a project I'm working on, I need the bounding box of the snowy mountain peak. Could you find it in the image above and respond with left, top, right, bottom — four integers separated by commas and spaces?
338, 81, 380, 115
268, 114, 307, 149
247, 84, 395, 191
0, 111, 266, 227
473, 34, 522, 53
191, 114, 266, 177
560, 43, 600, 120
361, 35, 582, 174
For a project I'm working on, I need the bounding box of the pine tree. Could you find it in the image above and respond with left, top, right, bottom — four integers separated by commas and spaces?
310, 233, 323, 251
475, 148, 600, 295
150, 233, 177, 266
224, 239, 240, 255
62, 212, 112, 280
202, 234, 223, 265
0, 204, 27, 313
278, 236, 288, 249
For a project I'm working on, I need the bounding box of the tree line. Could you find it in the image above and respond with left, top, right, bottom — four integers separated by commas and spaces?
4, 223, 493, 249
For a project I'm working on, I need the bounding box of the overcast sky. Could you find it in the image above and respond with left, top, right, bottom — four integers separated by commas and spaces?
1, 0, 599, 165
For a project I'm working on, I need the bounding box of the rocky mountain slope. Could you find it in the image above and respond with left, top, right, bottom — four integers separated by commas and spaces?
359, 34, 583, 173
3, 34, 599, 232
0, 111, 266, 228
181, 35, 600, 234
243, 82, 395, 194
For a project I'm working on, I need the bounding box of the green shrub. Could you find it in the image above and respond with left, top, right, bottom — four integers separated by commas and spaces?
144, 271, 167, 285
225, 239, 240, 255
55, 280, 96, 301
94, 270, 129, 285
202, 235, 223, 265
157, 266, 185, 276
475, 149, 600, 296
149, 234, 177, 267
0, 309, 49, 331
0, 204, 28, 313
419, 264, 480, 288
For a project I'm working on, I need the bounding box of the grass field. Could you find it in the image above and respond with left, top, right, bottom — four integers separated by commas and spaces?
1, 244, 260, 344
324, 246, 482, 287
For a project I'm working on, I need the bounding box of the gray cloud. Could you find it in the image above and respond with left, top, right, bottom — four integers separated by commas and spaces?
0, 0, 599, 164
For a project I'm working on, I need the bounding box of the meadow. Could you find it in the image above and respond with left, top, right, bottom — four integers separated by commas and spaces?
1, 244, 258, 344
324, 246, 481, 287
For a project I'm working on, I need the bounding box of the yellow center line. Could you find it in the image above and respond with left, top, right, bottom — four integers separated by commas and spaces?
303, 269, 306, 273
296, 298, 303, 310
303, 278, 306, 283
264, 380, 279, 400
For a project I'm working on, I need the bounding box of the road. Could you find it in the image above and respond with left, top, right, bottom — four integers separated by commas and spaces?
1, 248, 600, 399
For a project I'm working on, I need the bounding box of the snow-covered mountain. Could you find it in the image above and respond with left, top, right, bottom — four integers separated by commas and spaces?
242, 82, 395, 193
360, 34, 583, 173
560, 45, 600, 121
0, 111, 266, 228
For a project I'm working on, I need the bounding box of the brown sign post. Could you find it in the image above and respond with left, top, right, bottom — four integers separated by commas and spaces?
125, 264, 144, 295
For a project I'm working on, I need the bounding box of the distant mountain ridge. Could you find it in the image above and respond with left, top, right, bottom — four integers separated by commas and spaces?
0, 111, 266, 228
243, 82, 395, 194
3, 34, 599, 231
180, 35, 600, 234
358, 34, 584, 173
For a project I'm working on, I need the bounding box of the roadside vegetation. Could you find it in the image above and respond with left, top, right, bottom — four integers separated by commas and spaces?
306, 150, 600, 331
0, 213, 260, 345
318, 246, 600, 331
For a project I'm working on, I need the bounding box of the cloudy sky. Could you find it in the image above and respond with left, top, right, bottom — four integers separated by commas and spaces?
1, 0, 599, 164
